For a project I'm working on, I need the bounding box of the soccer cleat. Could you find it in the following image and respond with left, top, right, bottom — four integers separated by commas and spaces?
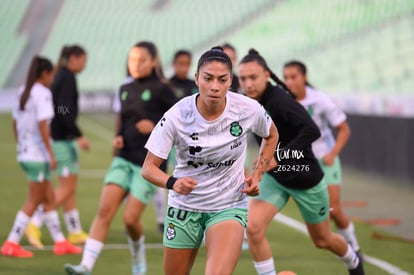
54, 240, 82, 255
64, 264, 91, 275
348, 253, 365, 275
25, 222, 44, 249
68, 231, 88, 245
132, 237, 147, 275
1, 241, 33, 258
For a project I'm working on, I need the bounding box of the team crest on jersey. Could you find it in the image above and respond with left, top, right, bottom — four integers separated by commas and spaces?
230, 121, 243, 137
141, 89, 151, 101
121, 91, 128, 101
166, 223, 176, 240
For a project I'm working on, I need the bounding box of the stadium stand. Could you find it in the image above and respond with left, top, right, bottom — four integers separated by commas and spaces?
39, 0, 276, 91
1, 0, 413, 95
0, 1, 29, 88
224, 0, 414, 95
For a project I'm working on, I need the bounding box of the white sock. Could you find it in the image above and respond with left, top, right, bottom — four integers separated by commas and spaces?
81, 238, 104, 271
253, 258, 276, 275
7, 211, 30, 244
44, 211, 65, 242
340, 244, 359, 270
338, 222, 360, 252
127, 235, 145, 260
153, 188, 166, 224
64, 209, 82, 233
31, 205, 44, 228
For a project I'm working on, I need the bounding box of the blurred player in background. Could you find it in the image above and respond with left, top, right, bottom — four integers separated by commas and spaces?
222, 42, 241, 93
112, 60, 168, 235
283, 60, 361, 255
64, 41, 177, 275
142, 46, 278, 275
169, 49, 198, 98
238, 49, 364, 275
26, 45, 90, 248
1, 56, 82, 258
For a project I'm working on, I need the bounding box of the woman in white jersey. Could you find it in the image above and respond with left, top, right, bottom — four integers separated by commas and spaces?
283, 60, 361, 254
142, 46, 278, 275
1, 56, 81, 258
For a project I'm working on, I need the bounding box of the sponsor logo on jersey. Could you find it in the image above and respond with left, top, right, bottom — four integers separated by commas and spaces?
230, 121, 243, 137
189, 132, 199, 141
207, 159, 235, 169
141, 89, 151, 101
230, 140, 242, 150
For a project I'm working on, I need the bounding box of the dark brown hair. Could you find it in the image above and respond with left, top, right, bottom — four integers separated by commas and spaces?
57, 45, 86, 69
240, 48, 295, 98
20, 56, 53, 110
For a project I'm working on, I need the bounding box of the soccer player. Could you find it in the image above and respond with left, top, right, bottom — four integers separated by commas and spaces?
64, 41, 177, 275
1, 56, 82, 258
283, 60, 361, 254
169, 49, 198, 98
112, 63, 168, 235
141, 46, 278, 275
238, 49, 364, 275
26, 45, 90, 248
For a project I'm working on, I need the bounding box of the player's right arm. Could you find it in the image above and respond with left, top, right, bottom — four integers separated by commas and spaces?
142, 151, 196, 195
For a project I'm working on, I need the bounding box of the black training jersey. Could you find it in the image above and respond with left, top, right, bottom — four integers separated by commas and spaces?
230, 73, 241, 93
117, 73, 177, 166
259, 83, 324, 189
170, 75, 198, 99
51, 67, 82, 140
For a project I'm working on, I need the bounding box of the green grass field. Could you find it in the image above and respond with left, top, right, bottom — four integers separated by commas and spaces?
0, 113, 412, 275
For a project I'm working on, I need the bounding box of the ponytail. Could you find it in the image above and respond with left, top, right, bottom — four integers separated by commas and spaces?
56, 45, 86, 69
20, 56, 53, 110
240, 49, 296, 98
284, 60, 314, 88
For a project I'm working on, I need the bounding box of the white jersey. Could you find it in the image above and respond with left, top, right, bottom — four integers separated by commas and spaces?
145, 92, 272, 212
12, 83, 54, 162
298, 86, 346, 159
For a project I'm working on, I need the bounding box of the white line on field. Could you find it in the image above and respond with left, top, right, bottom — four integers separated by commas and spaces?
81, 116, 412, 275
23, 243, 164, 251
274, 214, 412, 275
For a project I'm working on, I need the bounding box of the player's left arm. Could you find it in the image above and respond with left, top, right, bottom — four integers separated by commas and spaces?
324, 121, 350, 165
323, 97, 351, 165
243, 120, 278, 196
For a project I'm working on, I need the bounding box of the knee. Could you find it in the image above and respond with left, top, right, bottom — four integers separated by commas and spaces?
96, 205, 115, 224
123, 212, 138, 229
246, 222, 265, 241
312, 236, 331, 249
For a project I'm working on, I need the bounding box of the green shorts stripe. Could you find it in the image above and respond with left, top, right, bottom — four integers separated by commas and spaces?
163, 206, 247, 249
319, 156, 342, 185
104, 157, 157, 204
52, 140, 79, 176
256, 173, 329, 224
19, 161, 51, 182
